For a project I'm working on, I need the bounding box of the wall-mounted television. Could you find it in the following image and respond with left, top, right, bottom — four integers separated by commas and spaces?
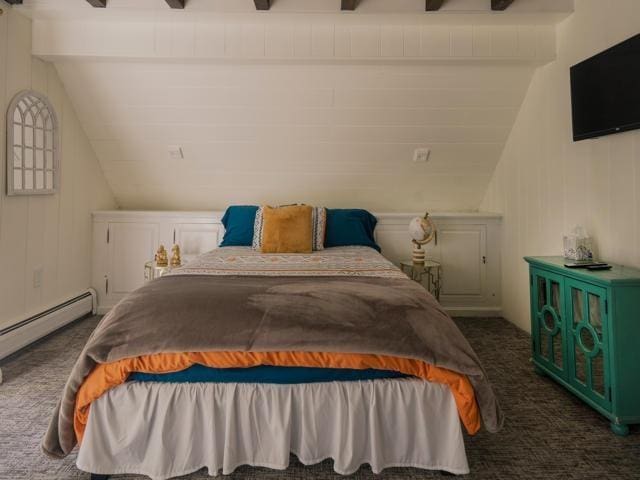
570, 33, 640, 141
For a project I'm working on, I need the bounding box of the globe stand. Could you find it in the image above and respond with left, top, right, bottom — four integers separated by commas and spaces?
412, 243, 426, 265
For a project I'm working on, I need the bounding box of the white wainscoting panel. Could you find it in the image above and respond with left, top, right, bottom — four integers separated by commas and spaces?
92, 210, 501, 317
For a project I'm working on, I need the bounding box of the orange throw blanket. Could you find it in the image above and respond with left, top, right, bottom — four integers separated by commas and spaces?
75, 351, 480, 443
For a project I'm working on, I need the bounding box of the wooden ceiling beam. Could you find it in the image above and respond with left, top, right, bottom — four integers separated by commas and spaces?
341, 0, 358, 11
86, 0, 107, 7
4, 0, 23, 5
254, 0, 270, 10
165, 0, 185, 8
491, 0, 515, 11
425, 0, 445, 11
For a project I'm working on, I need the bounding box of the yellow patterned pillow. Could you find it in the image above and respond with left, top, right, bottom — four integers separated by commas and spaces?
257, 205, 313, 253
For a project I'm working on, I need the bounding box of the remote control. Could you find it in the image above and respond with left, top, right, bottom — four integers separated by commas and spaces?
586, 264, 612, 271
564, 262, 608, 268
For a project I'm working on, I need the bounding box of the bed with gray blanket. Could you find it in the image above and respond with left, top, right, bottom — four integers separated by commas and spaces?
43, 246, 502, 479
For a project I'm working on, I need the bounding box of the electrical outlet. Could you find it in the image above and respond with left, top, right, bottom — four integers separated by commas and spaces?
413, 148, 431, 163
33, 267, 43, 288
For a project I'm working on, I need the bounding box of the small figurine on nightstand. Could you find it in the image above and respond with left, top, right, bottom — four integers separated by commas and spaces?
170, 244, 182, 268
155, 245, 169, 267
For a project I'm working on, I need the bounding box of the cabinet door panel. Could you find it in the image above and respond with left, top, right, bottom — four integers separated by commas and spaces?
375, 226, 440, 266
172, 223, 221, 262
565, 279, 611, 409
107, 223, 158, 296
531, 268, 566, 378
439, 225, 486, 297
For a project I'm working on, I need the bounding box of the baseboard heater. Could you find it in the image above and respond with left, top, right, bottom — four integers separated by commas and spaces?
0, 289, 96, 361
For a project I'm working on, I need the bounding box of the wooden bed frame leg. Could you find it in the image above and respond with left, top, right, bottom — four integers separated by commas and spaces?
90, 474, 110, 480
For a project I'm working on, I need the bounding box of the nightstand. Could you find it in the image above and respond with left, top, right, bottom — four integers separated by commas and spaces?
144, 261, 173, 282
400, 260, 442, 301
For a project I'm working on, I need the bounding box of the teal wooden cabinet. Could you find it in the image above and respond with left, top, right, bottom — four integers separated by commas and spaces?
525, 256, 640, 436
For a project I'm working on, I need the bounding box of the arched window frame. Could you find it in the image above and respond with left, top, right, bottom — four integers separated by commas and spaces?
6, 90, 59, 195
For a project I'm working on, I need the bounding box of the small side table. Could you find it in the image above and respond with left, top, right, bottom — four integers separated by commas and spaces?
144, 261, 173, 282
400, 260, 442, 301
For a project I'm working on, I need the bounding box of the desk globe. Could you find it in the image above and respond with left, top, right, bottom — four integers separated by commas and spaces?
409, 212, 436, 265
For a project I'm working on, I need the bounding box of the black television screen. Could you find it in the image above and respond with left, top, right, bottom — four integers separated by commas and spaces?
570, 33, 640, 141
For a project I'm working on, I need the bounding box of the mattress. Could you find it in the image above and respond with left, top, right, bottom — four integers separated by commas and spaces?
77, 378, 470, 479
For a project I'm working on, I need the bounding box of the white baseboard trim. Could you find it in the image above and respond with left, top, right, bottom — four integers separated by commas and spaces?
444, 307, 502, 318
97, 306, 113, 315
0, 289, 96, 361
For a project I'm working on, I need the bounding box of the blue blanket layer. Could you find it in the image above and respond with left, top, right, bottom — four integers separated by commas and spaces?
128, 364, 409, 384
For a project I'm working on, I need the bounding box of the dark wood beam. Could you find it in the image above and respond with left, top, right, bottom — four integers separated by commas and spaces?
341, 0, 358, 11
165, 0, 185, 8
254, 0, 270, 10
4, 0, 23, 4
86, 0, 106, 7
425, 0, 445, 11
491, 0, 515, 11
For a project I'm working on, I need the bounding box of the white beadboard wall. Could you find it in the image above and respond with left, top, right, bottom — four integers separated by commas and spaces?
28, 9, 558, 212
0, 5, 116, 330
480, 0, 640, 332
32, 18, 557, 63
52, 61, 535, 211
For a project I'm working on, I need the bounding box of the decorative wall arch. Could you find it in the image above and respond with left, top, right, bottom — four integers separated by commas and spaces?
6, 90, 59, 195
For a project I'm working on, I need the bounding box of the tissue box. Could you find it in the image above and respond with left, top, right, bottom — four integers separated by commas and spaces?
563, 235, 593, 261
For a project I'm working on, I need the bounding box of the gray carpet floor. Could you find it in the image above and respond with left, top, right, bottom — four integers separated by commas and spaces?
0, 315, 638, 480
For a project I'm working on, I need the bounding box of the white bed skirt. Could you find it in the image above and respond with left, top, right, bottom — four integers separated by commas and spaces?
77, 378, 469, 479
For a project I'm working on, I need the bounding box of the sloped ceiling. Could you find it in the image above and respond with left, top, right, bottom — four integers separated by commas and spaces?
19, 0, 571, 211
54, 61, 533, 211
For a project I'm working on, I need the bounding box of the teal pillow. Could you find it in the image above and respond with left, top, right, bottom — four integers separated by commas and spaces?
324, 209, 380, 252
220, 206, 259, 247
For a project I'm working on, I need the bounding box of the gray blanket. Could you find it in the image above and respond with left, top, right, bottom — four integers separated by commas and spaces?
43, 275, 503, 458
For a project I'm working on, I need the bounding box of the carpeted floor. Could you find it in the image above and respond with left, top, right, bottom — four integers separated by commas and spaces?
0, 315, 638, 480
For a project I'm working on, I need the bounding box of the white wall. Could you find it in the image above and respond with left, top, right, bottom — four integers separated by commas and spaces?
0, 4, 117, 329
480, 0, 640, 332
28, 8, 560, 213
54, 61, 535, 212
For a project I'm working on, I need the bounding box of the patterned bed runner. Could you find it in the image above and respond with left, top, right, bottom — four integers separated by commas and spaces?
170, 246, 407, 278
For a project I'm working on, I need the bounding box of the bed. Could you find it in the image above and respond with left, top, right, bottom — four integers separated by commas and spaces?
42, 245, 503, 479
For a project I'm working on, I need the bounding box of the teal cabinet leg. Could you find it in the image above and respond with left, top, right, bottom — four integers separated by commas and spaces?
533, 364, 546, 377
610, 422, 629, 436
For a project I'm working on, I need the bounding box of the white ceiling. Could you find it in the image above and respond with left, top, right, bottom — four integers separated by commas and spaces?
16, 0, 571, 211
16, 0, 574, 21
